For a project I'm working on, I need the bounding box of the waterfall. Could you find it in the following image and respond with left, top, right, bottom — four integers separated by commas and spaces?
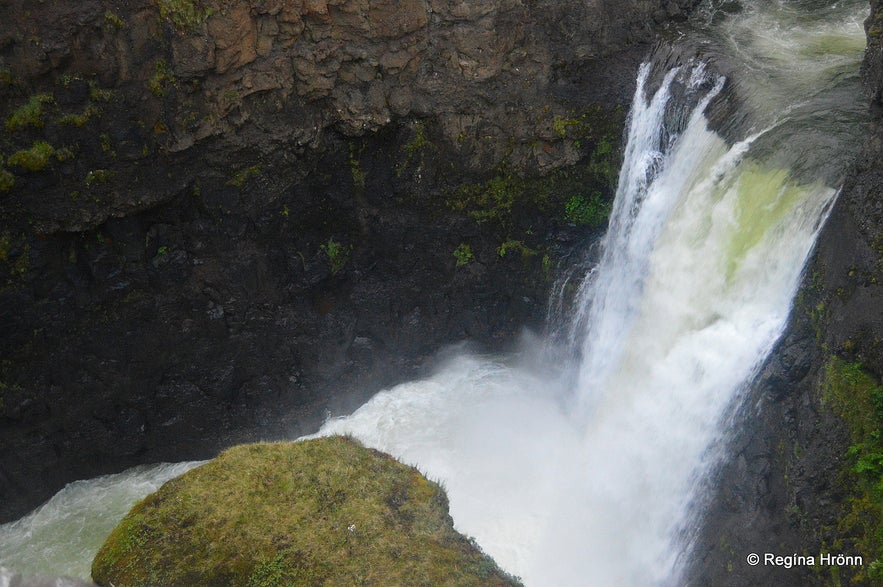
0, 1, 870, 585
311, 3, 868, 583
312, 55, 841, 586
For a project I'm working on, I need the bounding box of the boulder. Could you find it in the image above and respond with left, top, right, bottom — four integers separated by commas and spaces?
91, 436, 521, 587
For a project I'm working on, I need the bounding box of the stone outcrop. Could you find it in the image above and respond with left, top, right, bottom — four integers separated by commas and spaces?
0, 0, 699, 522
91, 437, 521, 587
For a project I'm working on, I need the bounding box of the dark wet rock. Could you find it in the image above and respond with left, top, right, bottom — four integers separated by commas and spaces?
0, 0, 702, 522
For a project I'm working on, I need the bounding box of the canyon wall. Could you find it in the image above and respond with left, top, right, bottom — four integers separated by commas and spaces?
0, 0, 698, 521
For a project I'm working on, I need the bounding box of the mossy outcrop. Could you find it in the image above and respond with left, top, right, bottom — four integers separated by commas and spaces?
91, 436, 520, 587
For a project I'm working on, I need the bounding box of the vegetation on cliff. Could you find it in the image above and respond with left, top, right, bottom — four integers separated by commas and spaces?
824, 359, 883, 582
91, 436, 521, 587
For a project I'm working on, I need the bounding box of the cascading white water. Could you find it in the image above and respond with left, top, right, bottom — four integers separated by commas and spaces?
311, 55, 842, 586
0, 1, 870, 585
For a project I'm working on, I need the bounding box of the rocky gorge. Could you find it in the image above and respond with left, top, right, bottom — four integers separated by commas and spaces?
0, 0, 881, 586
0, 0, 698, 523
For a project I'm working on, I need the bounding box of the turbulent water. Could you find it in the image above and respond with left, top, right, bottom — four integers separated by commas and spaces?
0, 1, 870, 585
0, 463, 200, 581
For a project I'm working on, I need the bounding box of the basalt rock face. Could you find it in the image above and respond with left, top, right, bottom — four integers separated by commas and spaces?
863, 0, 883, 103
0, 0, 698, 522
0, 0, 698, 233
686, 3, 883, 586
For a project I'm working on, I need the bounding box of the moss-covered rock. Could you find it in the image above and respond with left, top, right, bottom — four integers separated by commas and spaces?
91, 436, 521, 587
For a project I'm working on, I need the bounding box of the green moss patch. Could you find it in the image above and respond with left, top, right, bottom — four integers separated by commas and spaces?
6, 94, 54, 131
92, 436, 521, 587
0, 168, 14, 192
227, 164, 261, 188
823, 358, 883, 582
320, 238, 351, 276
564, 192, 610, 227
7, 141, 56, 172
453, 242, 474, 267
148, 59, 176, 97
58, 106, 99, 127
447, 162, 614, 234
104, 10, 127, 29
156, 0, 213, 31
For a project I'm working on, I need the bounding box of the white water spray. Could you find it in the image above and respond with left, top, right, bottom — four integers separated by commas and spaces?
0, 2, 869, 585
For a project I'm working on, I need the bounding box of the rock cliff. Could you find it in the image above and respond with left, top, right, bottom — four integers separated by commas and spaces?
0, 0, 698, 522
